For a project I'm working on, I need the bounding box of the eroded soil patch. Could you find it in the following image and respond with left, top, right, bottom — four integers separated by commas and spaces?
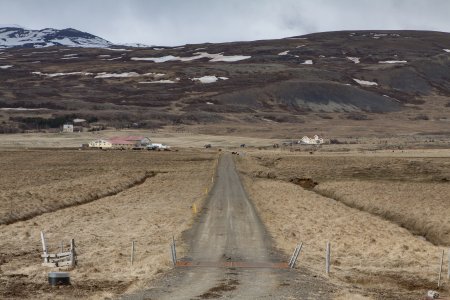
198, 279, 239, 299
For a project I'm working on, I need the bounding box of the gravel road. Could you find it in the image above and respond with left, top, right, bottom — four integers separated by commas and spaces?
122, 153, 335, 299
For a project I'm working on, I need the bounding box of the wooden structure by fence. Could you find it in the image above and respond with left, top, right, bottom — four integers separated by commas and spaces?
40, 231, 77, 268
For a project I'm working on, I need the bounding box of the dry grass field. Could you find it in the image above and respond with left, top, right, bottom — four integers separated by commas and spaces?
0, 129, 277, 149
236, 150, 450, 299
0, 149, 217, 299
315, 181, 450, 246
1, 137, 449, 299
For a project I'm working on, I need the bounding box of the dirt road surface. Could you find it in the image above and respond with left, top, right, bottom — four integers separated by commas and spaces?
122, 153, 335, 299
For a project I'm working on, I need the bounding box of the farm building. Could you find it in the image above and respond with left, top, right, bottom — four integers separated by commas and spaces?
88, 139, 112, 149
62, 124, 73, 133
108, 136, 151, 149
299, 135, 324, 145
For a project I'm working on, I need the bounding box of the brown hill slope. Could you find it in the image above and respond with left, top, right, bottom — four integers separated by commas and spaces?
0, 30, 449, 136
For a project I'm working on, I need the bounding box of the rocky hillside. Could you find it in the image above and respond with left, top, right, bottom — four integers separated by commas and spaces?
0, 29, 449, 136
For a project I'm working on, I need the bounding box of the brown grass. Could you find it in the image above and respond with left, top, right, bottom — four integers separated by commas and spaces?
315, 180, 450, 246
236, 151, 450, 299
0, 169, 155, 225
0, 149, 218, 299
245, 151, 450, 246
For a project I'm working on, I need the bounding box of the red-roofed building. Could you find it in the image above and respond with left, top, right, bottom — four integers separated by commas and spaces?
91, 136, 151, 149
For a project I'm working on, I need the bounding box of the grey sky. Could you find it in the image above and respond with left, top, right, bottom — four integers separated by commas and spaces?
1, 0, 449, 46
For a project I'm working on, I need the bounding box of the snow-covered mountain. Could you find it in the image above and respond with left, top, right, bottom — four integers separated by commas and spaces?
0, 26, 113, 49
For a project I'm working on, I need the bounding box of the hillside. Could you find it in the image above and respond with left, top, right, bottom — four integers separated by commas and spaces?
0, 29, 449, 137
0, 26, 113, 48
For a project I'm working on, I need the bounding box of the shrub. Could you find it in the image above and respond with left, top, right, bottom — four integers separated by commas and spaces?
0, 125, 22, 134
346, 113, 370, 120
317, 114, 333, 120
410, 114, 429, 121
330, 139, 346, 144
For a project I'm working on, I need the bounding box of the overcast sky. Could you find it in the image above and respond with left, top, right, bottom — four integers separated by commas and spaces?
1, 0, 449, 46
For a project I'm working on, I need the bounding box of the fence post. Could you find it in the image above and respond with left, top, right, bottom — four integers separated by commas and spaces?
170, 244, 175, 265
326, 242, 331, 275
70, 239, 76, 268
172, 236, 177, 262
170, 236, 177, 266
438, 249, 444, 288
288, 245, 298, 267
40, 231, 48, 263
131, 241, 135, 266
289, 243, 303, 268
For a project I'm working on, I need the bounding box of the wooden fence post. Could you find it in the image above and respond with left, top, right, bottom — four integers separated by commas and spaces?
172, 236, 176, 262
448, 248, 450, 280
326, 242, 331, 275
131, 241, 135, 266
70, 239, 76, 268
40, 231, 48, 263
169, 236, 177, 266
438, 249, 444, 288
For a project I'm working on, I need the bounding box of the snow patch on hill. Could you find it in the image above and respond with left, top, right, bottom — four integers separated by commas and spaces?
132, 55, 179, 63
131, 52, 250, 63
139, 79, 178, 84
379, 60, 407, 64
346, 57, 360, 64
210, 55, 250, 62
105, 56, 124, 61
32, 71, 93, 77
104, 48, 131, 52
95, 72, 142, 78
32, 71, 165, 78
191, 75, 229, 83
0, 107, 47, 111
353, 78, 378, 86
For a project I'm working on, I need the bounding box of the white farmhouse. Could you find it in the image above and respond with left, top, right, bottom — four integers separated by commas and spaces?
88, 139, 112, 149
62, 124, 73, 133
